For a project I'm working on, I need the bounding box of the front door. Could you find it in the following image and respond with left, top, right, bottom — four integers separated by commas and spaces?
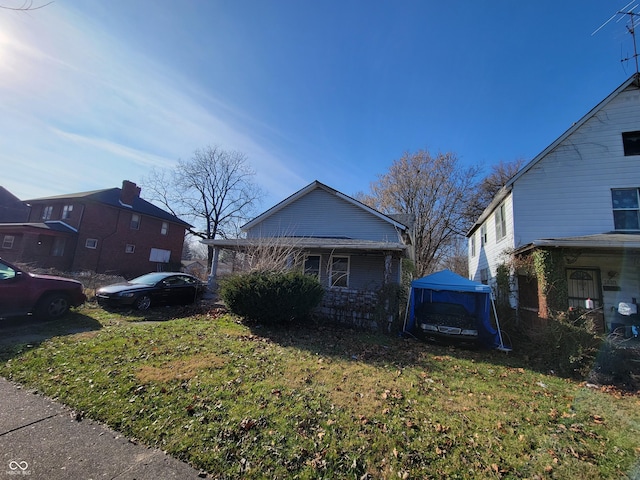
566, 268, 601, 308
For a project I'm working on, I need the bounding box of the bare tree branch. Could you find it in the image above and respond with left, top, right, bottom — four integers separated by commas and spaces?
143, 145, 264, 267
364, 149, 480, 277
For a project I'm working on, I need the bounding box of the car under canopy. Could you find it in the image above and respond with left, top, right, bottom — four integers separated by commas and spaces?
404, 270, 506, 349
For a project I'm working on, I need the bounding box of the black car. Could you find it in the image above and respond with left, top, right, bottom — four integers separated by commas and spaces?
96, 272, 207, 310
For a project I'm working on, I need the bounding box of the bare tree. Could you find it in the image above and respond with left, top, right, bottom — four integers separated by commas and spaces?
363, 150, 480, 278
465, 158, 524, 224
143, 145, 264, 267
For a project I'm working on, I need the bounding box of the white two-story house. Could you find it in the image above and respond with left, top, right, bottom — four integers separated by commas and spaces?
468, 73, 640, 332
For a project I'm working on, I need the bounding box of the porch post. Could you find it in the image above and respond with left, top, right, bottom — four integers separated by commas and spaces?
207, 246, 221, 298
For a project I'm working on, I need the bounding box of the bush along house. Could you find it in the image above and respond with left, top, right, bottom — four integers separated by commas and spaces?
0, 180, 190, 278
203, 181, 413, 330
468, 73, 640, 335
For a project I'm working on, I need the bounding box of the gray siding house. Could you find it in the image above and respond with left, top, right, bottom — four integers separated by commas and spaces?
203, 181, 412, 329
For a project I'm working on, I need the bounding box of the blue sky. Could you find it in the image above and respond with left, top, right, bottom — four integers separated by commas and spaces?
0, 1, 637, 210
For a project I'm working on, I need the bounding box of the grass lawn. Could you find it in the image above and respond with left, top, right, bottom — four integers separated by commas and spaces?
1, 304, 639, 479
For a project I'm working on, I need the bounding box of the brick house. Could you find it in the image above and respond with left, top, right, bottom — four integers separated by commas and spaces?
0, 180, 190, 278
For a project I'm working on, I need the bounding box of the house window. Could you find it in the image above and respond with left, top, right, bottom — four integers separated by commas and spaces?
480, 268, 489, 284
304, 255, 320, 278
42, 205, 53, 220
470, 234, 476, 257
612, 188, 640, 230
130, 214, 140, 230
85, 238, 98, 249
161, 222, 168, 235
125, 244, 135, 254
330, 256, 349, 288
567, 268, 601, 308
480, 224, 487, 246
622, 131, 640, 156
51, 237, 65, 257
495, 204, 506, 241
2, 235, 15, 249
62, 205, 73, 219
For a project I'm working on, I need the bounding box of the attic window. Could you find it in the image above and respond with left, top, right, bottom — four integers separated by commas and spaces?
62, 205, 73, 219
42, 205, 53, 221
622, 131, 640, 156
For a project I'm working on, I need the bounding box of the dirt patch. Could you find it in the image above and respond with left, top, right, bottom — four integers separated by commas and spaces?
136, 354, 227, 383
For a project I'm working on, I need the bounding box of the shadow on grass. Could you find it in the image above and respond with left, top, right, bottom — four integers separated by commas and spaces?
94, 300, 211, 322
0, 311, 103, 362
232, 310, 639, 394
239, 315, 530, 381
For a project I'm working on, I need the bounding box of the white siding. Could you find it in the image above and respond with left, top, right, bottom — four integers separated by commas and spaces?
246, 187, 402, 242
513, 86, 640, 246
468, 194, 515, 285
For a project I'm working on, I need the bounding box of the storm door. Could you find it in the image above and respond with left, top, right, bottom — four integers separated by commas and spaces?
566, 268, 601, 308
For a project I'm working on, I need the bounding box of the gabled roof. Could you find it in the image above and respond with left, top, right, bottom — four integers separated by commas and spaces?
26, 187, 191, 227
242, 180, 409, 232
468, 73, 640, 235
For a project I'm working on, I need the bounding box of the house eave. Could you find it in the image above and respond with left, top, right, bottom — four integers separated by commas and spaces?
201, 237, 407, 253
514, 233, 640, 254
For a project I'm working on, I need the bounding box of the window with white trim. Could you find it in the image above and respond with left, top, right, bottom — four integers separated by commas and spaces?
160, 222, 168, 235
480, 224, 487, 246
470, 234, 476, 257
2, 235, 15, 249
329, 255, 349, 288
304, 254, 321, 279
125, 244, 135, 254
42, 205, 53, 220
62, 204, 73, 219
130, 214, 140, 230
612, 188, 640, 230
495, 203, 506, 241
85, 238, 98, 249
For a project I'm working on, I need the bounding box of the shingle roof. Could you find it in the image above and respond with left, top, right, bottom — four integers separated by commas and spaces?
25, 188, 191, 227
202, 236, 407, 252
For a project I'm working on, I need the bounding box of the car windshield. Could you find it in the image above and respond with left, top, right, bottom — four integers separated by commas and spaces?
129, 273, 170, 285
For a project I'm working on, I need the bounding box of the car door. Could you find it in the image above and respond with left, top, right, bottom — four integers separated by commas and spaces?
168, 275, 198, 305
0, 261, 29, 316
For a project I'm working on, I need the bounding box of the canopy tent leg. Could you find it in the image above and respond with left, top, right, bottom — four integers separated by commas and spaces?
491, 295, 512, 352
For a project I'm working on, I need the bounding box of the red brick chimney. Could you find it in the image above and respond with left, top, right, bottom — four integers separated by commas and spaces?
120, 180, 141, 206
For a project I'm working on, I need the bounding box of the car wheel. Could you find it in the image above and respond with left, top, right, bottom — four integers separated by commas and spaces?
135, 295, 151, 310
37, 294, 70, 320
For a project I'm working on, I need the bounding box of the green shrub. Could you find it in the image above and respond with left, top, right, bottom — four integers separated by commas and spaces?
219, 271, 324, 325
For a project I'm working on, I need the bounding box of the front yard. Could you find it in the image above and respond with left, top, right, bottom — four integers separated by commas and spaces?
1, 304, 639, 478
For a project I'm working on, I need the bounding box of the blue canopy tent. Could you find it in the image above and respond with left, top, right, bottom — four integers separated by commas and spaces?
403, 270, 508, 350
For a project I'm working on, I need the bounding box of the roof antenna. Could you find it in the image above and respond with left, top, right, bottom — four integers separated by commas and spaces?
593, 2, 640, 75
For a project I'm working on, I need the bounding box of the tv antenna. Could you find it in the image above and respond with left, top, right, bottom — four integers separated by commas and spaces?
592, 1, 640, 74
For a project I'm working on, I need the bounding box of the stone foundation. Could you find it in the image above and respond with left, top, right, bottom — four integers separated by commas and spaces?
318, 288, 383, 331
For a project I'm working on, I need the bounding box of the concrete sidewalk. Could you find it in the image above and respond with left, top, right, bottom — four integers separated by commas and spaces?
0, 377, 207, 479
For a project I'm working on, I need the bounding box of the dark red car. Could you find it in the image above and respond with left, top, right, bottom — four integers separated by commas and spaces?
0, 258, 87, 320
